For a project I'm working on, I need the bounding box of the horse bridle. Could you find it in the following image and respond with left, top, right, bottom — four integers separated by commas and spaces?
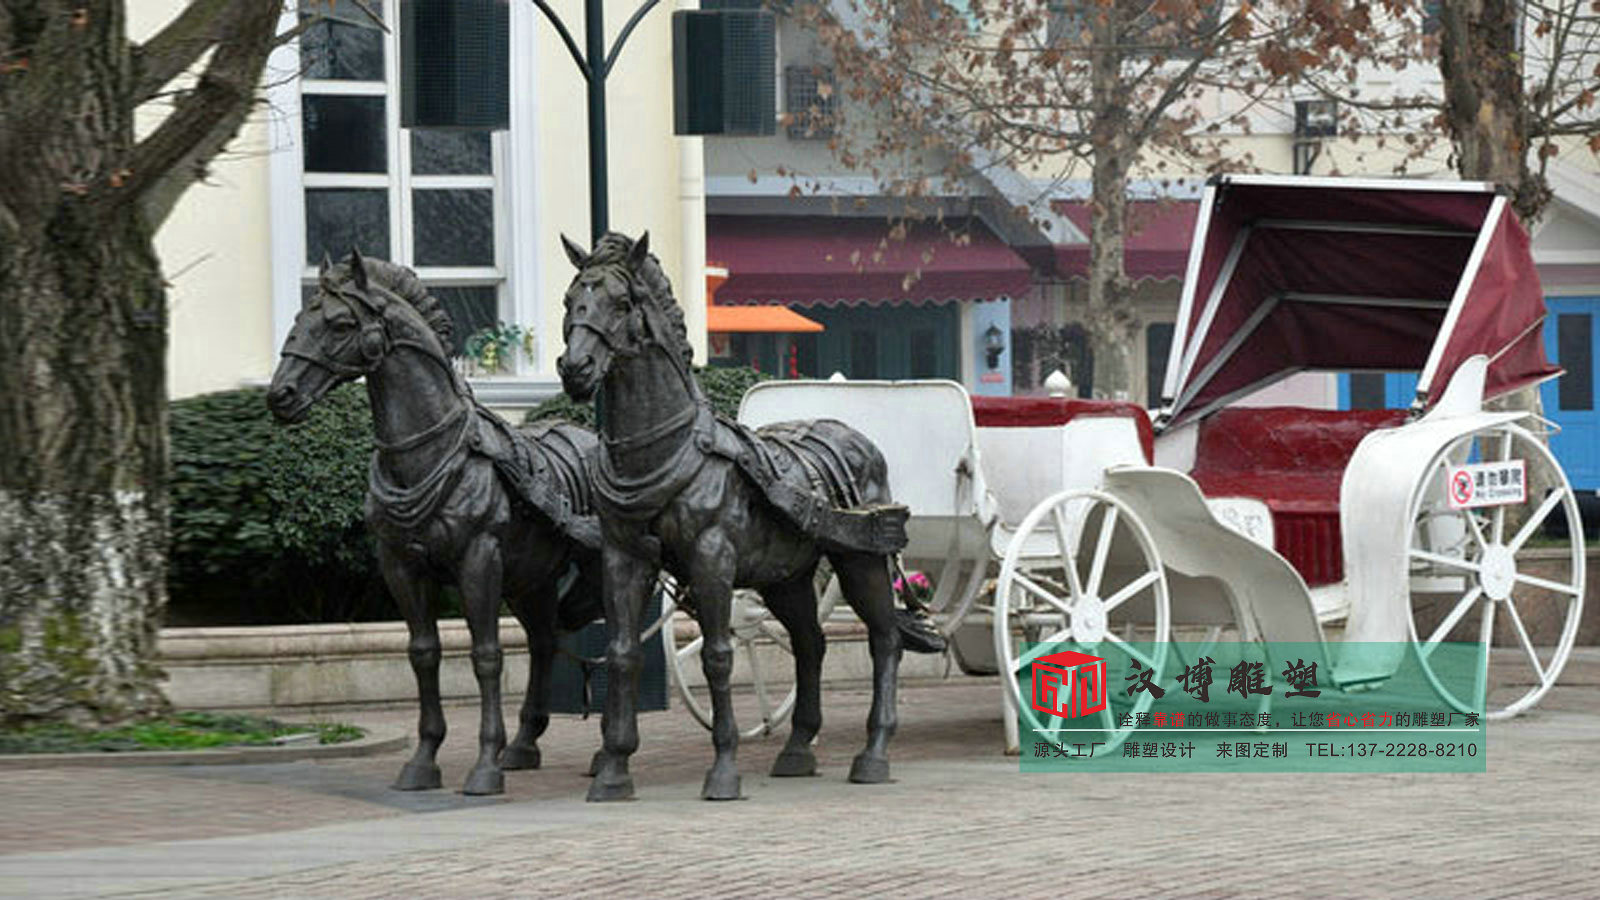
282, 278, 476, 458
563, 266, 645, 359
281, 283, 404, 378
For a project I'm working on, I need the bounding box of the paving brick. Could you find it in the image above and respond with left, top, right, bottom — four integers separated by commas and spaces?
1, 667, 1598, 897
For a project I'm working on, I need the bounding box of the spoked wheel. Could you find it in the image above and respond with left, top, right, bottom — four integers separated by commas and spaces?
1407, 423, 1586, 719
661, 563, 841, 738
995, 489, 1171, 752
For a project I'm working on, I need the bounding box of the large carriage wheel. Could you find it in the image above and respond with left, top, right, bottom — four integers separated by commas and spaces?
661, 563, 841, 738
1406, 422, 1586, 719
995, 489, 1171, 753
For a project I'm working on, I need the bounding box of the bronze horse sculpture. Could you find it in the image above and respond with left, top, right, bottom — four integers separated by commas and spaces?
556, 231, 910, 801
269, 251, 604, 795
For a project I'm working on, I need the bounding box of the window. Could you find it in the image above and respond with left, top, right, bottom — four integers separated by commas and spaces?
1293, 99, 1338, 138
272, 0, 535, 369
909, 326, 937, 378
1012, 323, 1092, 397
1045, 3, 1082, 47
1046, 1, 1222, 54
1558, 314, 1593, 411
850, 329, 879, 378
785, 64, 836, 140
1348, 373, 1388, 410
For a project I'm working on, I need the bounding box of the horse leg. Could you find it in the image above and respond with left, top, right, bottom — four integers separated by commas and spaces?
588, 546, 655, 802
831, 551, 902, 784
690, 528, 742, 800
380, 544, 446, 791
502, 576, 559, 771
762, 567, 825, 778
458, 535, 508, 796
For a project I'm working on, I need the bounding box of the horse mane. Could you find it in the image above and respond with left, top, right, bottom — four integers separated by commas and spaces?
325, 257, 454, 351
588, 232, 695, 367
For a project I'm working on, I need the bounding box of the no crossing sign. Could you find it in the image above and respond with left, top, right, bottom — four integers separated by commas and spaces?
1446, 460, 1526, 510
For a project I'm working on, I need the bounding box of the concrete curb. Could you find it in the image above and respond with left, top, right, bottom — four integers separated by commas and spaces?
0, 729, 408, 770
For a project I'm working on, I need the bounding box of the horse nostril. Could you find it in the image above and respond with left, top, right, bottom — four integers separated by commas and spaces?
269, 384, 297, 408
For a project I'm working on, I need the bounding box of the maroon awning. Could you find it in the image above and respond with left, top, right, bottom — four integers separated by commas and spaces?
707, 216, 1033, 307
1162, 176, 1561, 426
1052, 200, 1199, 282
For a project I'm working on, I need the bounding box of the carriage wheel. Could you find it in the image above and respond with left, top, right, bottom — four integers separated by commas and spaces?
1406, 423, 1586, 719
995, 489, 1171, 754
661, 563, 841, 738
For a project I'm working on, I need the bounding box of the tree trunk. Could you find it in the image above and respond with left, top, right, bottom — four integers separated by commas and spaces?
0, 202, 171, 726
1083, 14, 1140, 401
1437, 0, 1548, 220
0, 0, 277, 726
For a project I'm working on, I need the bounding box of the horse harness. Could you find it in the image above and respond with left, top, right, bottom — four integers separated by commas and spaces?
290, 277, 603, 550
579, 293, 908, 560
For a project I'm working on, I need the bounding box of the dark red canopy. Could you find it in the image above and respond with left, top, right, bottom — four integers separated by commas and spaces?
706, 216, 1033, 307
1160, 176, 1560, 426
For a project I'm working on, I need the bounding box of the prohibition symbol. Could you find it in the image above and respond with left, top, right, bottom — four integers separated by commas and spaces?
1450, 470, 1474, 506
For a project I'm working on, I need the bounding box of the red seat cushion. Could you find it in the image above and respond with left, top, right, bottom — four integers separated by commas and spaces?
971, 396, 1154, 463
1190, 407, 1407, 585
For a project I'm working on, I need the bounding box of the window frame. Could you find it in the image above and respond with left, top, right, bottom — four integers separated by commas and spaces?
784, 63, 836, 140
267, 0, 543, 382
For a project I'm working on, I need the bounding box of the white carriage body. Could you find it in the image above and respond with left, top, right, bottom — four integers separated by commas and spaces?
739, 379, 998, 566
707, 176, 1583, 746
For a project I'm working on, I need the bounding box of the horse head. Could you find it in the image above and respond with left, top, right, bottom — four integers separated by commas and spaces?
555, 231, 656, 402
268, 249, 443, 423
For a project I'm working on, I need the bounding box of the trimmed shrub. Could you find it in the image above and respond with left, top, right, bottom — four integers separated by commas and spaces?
168, 384, 388, 625
699, 365, 774, 419
170, 365, 773, 625
524, 364, 772, 427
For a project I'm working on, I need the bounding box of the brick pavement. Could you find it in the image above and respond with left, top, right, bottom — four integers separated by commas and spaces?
2, 653, 1599, 898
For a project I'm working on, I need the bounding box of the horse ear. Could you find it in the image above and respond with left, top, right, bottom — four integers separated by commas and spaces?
348, 247, 369, 291
629, 231, 651, 269
561, 234, 587, 268
319, 253, 334, 277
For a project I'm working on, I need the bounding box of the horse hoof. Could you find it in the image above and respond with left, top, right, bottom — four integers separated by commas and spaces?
393, 761, 443, 791
586, 749, 606, 778
500, 744, 542, 771
770, 748, 818, 778
462, 766, 505, 796
701, 768, 743, 801
587, 775, 635, 802
848, 753, 891, 784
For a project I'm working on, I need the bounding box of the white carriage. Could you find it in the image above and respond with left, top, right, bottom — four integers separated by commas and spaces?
669, 175, 1587, 747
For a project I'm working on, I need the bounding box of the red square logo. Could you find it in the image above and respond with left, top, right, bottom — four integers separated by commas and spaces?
1031, 650, 1108, 719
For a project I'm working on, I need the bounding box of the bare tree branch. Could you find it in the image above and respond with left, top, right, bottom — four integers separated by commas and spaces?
130, 0, 240, 105
121, 0, 280, 227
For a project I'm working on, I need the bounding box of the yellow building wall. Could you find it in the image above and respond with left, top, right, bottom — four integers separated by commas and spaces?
531, 0, 705, 367
130, 0, 276, 400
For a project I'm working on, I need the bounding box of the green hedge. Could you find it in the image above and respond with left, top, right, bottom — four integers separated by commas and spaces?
168, 384, 387, 625
524, 364, 771, 426
171, 366, 773, 626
